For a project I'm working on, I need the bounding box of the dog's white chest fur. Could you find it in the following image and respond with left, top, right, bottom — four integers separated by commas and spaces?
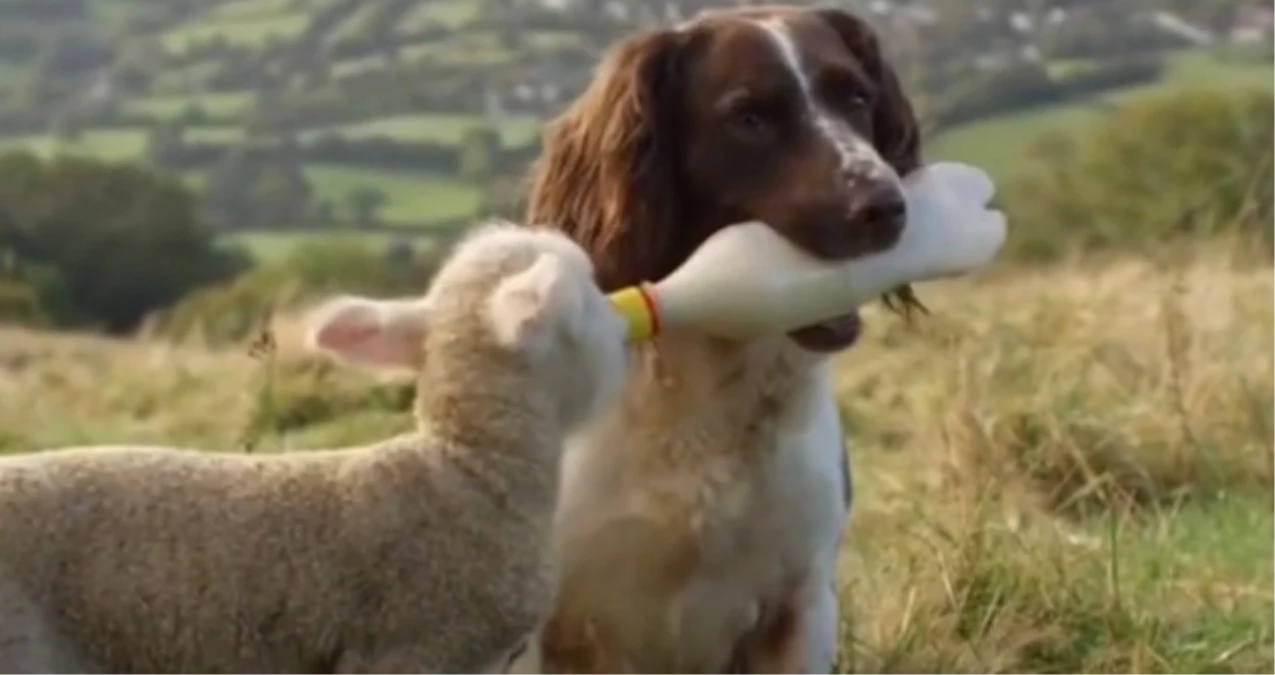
774, 362, 851, 558
673, 361, 848, 654
547, 349, 851, 671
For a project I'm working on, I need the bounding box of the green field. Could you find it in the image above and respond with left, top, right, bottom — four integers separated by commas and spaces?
398, 31, 516, 67
0, 126, 243, 160
930, 103, 1105, 179
0, 24, 1265, 263
224, 229, 443, 263
930, 49, 1275, 178
0, 0, 1271, 666
0, 129, 148, 161
0, 61, 27, 85
311, 113, 542, 148
182, 164, 483, 235
331, 54, 394, 78
399, 0, 481, 31
0, 134, 483, 236
2, 246, 1270, 673
209, 0, 310, 21
324, 3, 380, 46
86, 0, 169, 28
162, 12, 310, 52
304, 164, 483, 227
126, 91, 256, 120
184, 126, 245, 143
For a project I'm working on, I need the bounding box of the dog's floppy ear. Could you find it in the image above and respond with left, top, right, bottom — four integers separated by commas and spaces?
526, 28, 687, 292
816, 8, 922, 176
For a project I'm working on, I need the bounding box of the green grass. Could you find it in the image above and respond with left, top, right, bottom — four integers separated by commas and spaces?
330, 54, 394, 78
324, 2, 380, 46
931, 49, 1275, 179
0, 126, 239, 160
399, 0, 480, 31
930, 103, 1103, 179
0, 245, 1269, 673
526, 30, 584, 50
126, 91, 255, 120
184, 165, 482, 228
0, 129, 148, 161
1161, 48, 1275, 88
85, 0, 145, 27
1131, 495, 1274, 589
304, 164, 483, 226
399, 31, 515, 67
150, 62, 224, 96
0, 134, 481, 226
0, 60, 26, 86
162, 12, 310, 53
208, 0, 303, 21
183, 126, 244, 144
312, 113, 541, 148
223, 229, 443, 263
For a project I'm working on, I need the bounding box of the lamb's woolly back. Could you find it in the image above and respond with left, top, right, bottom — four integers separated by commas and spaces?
0, 223, 632, 674
307, 220, 630, 435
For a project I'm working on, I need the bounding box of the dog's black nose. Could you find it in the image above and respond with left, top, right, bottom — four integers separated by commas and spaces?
848, 180, 906, 247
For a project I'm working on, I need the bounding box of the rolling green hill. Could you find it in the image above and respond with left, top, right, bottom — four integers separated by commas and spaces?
0, 0, 1268, 259
931, 49, 1275, 179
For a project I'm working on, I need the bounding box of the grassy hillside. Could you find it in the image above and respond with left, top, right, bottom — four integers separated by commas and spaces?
0, 0, 553, 246
929, 49, 1275, 178
1, 244, 1269, 672
7, 44, 1266, 261
0, 0, 1269, 261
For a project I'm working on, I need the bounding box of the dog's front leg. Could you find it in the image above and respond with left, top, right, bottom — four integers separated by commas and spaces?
800, 580, 840, 674
729, 574, 839, 674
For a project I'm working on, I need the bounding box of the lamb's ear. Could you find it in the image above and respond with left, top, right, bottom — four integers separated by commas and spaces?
486, 254, 578, 350
305, 294, 431, 371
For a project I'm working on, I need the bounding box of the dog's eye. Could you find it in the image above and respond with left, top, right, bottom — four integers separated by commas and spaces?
837, 92, 872, 128
817, 68, 874, 116
834, 89, 870, 114
728, 107, 776, 143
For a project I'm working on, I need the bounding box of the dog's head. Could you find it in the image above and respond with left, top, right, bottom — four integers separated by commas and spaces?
527, 5, 923, 353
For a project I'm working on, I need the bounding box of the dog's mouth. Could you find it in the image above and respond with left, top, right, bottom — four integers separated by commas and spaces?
787, 312, 862, 353
778, 223, 868, 354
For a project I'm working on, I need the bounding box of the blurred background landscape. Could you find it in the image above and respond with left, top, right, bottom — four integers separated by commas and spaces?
0, 0, 1269, 337
0, 1, 1271, 672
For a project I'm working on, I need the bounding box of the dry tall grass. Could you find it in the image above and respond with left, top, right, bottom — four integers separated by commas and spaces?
0, 246, 1270, 673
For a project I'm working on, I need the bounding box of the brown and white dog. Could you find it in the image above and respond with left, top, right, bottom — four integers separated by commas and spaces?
507, 5, 922, 673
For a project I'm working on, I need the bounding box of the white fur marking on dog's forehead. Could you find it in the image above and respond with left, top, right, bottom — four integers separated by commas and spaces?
752, 17, 896, 184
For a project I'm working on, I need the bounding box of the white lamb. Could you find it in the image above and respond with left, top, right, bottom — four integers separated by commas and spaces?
0, 222, 629, 674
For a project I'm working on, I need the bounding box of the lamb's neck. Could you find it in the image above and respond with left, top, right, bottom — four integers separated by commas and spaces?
415, 374, 565, 518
